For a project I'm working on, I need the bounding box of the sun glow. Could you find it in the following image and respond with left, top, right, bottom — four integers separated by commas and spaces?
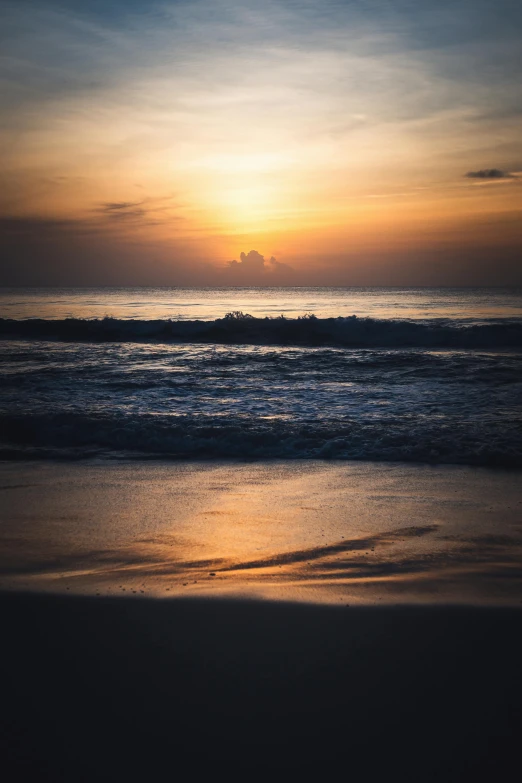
214, 184, 282, 230
1, 0, 521, 285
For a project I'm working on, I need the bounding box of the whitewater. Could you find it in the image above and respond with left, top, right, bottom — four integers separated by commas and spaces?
1, 287, 521, 466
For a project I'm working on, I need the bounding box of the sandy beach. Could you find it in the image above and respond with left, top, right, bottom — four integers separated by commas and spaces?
1, 460, 521, 779
1, 459, 521, 604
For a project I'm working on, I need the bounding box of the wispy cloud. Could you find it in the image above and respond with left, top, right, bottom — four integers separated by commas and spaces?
93, 196, 186, 227
98, 201, 147, 220
465, 169, 515, 179
101, 201, 143, 211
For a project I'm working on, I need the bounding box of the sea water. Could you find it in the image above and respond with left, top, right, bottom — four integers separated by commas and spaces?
1, 286, 521, 465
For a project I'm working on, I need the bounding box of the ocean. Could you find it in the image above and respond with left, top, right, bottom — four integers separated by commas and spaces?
1, 286, 521, 466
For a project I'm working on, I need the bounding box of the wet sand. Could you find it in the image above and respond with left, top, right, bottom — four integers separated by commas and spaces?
1, 459, 521, 603
1, 460, 521, 779
2, 592, 522, 780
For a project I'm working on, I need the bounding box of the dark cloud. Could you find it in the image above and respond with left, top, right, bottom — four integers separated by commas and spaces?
229, 250, 266, 273
227, 250, 294, 279
96, 201, 147, 222
101, 202, 143, 212
93, 196, 185, 226
465, 169, 514, 179
268, 257, 295, 274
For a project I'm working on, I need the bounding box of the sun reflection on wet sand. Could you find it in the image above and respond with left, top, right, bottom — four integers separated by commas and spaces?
1, 460, 521, 604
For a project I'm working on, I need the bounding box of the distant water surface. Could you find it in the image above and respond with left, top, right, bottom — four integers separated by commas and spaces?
2, 286, 522, 322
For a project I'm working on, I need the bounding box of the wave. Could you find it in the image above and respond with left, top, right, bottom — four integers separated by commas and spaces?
2, 314, 522, 348
2, 412, 521, 467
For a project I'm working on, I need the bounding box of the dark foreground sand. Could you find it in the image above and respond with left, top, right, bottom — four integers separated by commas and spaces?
2, 592, 521, 782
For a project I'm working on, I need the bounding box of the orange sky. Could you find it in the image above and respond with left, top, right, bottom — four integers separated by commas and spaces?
1, 0, 521, 285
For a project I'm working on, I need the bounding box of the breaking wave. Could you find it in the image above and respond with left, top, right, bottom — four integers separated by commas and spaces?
2, 314, 522, 349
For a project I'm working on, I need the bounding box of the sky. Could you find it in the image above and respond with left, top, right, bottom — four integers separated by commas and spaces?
1, 0, 521, 286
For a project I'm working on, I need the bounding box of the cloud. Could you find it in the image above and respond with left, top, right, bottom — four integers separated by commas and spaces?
101, 202, 143, 212
225, 250, 295, 284
465, 168, 515, 179
227, 250, 294, 277
268, 257, 295, 274
94, 196, 185, 226
98, 201, 147, 221
229, 250, 266, 273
